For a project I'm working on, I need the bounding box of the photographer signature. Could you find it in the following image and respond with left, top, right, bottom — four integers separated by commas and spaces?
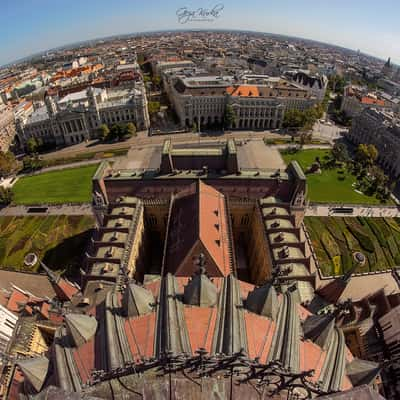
176, 4, 224, 24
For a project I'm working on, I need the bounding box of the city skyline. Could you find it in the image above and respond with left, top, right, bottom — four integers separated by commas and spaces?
1, 0, 400, 66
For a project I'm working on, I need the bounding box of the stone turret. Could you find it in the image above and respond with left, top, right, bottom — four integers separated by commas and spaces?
45, 95, 57, 117
122, 281, 154, 317
184, 254, 218, 307
86, 86, 100, 122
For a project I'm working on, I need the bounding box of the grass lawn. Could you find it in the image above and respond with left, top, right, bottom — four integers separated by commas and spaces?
0, 215, 94, 273
281, 149, 385, 205
305, 216, 400, 277
12, 164, 98, 205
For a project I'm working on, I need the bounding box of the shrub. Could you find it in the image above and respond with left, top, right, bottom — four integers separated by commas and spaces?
346, 224, 375, 252
365, 219, 387, 248
332, 256, 341, 275
338, 242, 352, 272
321, 231, 340, 258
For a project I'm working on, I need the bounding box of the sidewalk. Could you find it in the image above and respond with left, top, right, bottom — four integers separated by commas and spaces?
306, 204, 400, 217
0, 204, 93, 217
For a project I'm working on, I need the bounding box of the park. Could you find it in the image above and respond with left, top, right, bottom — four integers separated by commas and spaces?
281, 148, 392, 205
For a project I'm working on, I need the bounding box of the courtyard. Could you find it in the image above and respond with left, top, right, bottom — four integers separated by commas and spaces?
305, 216, 400, 277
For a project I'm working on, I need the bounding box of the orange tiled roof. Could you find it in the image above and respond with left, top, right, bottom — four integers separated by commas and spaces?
165, 182, 232, 277
226, 85, 260, 97
361, 97, 385, 106
6, 289, 29, 313
198, 181, 231, 277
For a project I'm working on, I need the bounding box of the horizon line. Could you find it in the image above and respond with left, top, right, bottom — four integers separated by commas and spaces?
1, 28, 395, 69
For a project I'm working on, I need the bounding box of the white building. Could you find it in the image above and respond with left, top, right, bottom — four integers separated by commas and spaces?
17, 85, 150, 149
0, 304, 18, 353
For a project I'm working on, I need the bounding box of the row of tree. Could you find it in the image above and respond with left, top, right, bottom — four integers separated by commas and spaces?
100, 123, 137, 141
283, 104, 324, 131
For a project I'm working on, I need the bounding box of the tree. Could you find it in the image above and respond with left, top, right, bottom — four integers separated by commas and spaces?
356, 144, 378, 166
109, 124, 125, 141
283, 108, 319, 131
152, 75, 162, 88
0, 187, 13, 205
224, 104, 236, 128
148, 101, 161, 115
328, 75, 346, 94
332, 143, 349, 162
99, 124, 110, 141
370, 166, 387, 193
0, 152, 18, 177
27, 138, 39, 154
22, 155, 43, 172
126, 123, 137, 137
299, 132, 312, 147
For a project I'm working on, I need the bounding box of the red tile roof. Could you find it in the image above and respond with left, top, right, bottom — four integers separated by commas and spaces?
165, 182, 232, 277
299, 341, 327, 382
227, 85, 260, 97
125, 313, 156, 359
361, 97, 385, 106
6, 290, 29, 313
198, 181, 231, 277
245, 312, 274, 360
73, 338, 95, 384
184, 307, 218, 353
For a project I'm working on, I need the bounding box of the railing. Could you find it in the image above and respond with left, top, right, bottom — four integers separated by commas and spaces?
120, 201, 144, 275
224, 197, 237, 275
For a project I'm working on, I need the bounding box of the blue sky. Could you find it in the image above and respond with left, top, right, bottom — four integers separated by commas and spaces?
1, 0, 399, 66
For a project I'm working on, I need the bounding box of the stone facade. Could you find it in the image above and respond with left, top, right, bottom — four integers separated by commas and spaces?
17, 85, 149, 150
164, 74, 316, 129
347, 108, 400, 178
0, 105, 16, 152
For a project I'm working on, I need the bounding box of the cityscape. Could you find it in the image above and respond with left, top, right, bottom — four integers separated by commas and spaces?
0, 2, 400, 399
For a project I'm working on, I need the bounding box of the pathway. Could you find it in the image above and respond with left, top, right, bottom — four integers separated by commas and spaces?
306, 204, 400, 217
0, 204, 93, 217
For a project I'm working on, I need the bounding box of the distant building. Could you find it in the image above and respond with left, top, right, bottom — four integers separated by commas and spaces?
347, 108, 400, 178
165, 73, 316, 129
17, 85, 149, 150
341, 85, 390, 118
377, 78, 400, 97
289, 70, 328, 101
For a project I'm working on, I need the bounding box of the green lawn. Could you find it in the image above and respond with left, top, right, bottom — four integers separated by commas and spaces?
13, 164, 98, 205
305, 216, 400, 277
281, 149, 384, 205
0, 215, 94, 273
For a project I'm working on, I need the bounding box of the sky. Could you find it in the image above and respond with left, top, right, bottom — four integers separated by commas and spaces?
0, 0, 399, 66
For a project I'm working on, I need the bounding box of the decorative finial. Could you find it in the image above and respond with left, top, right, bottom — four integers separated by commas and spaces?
195, 253, 207, 275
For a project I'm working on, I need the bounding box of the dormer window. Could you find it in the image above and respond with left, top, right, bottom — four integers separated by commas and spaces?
110, 232, 118, 241
105, 247, 114, 258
